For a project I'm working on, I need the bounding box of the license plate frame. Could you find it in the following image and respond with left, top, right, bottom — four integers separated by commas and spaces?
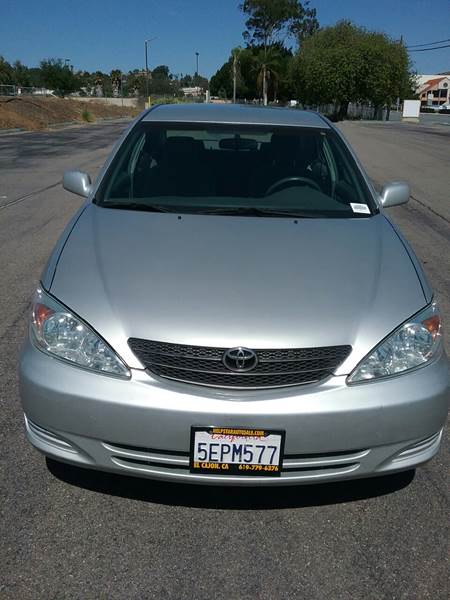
190, 426, 285, 477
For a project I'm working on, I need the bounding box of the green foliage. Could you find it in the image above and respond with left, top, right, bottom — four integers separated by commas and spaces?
291, 21, 413, 115
240, 0, 318, 48
110, 69, 122, 97
1, 53, 208, 99
39, 58, 80, 96
12, 61, 33, 86
192, 74, 209, 89
0, 56, 14, 84
81, 108, 94, 122
240, 0, 318, 104
210, 44, 293, 102
360, 31, 414, 106
210, 61, 234, 98
152, 65, 170, 79
149, 65, 176, 95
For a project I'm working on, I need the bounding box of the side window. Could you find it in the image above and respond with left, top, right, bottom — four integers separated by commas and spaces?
104, 131, 144, 199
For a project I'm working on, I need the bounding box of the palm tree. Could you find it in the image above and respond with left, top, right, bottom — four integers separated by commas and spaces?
110, 69, 122, 98
231, 47, 243, 103
252, 47, 283, 105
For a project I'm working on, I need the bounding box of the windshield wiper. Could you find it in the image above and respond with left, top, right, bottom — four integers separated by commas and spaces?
199, 207, 321, 218
100, 202, 176, 213
100, 203, 331, 218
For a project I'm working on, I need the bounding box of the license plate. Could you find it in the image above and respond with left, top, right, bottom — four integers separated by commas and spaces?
190, 427, 285, 476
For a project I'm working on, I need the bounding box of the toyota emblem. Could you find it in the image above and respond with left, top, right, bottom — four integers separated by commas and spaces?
223, 347, 258, 372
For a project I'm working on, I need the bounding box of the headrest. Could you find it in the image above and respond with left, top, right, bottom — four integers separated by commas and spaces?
270, 134, 300, 159
165, 136, 202, 155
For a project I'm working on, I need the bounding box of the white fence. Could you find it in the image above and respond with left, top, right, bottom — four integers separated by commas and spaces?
0, 84, 54, 97
312, 103, 379, 120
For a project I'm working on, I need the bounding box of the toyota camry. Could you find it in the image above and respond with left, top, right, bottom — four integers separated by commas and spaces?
19, 104, 449, 485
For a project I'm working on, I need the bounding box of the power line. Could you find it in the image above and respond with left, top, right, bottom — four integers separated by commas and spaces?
406, 38, 450, 48
409, 44, 450, 52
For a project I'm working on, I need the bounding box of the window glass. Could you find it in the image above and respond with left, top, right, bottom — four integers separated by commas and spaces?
97, 123, 376, 218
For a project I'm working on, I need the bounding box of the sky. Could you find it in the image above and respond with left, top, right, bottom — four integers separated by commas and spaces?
1, 0, 449, 77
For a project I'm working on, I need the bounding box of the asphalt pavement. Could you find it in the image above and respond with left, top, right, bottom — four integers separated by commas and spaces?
0, 119, 448, 600
387, 110, 450, 127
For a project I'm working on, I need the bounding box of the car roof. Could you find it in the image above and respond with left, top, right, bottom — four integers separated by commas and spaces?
141, 103, 329, 129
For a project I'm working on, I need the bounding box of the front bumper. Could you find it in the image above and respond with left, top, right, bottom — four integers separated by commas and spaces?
19, 340, 449, 485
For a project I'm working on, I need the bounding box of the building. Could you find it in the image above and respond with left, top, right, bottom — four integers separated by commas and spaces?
416, 74, 450, 107
181, 86, 203, 97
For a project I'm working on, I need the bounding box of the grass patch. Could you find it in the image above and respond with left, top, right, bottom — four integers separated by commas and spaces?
81, 108, 95, 122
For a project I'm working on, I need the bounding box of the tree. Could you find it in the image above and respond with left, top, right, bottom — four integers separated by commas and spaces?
110, 69, 122, 97
192, 73, 209, 90
240, 0, 318, 104
152, 65, 170, 80
210, 61, 233, 98
151, 65, 173, 95
290, 1, 319, 46
92, 71, 107, 97
231, 47, 243, 103
210, 44, 292, 103
124, 70, 142, 97
12, 61, 32, 87
360, 32, 413, 117
39, 58, 80, 96
291, 21, 413, 119
252, 46, 283, 102
0, 56, 13, 85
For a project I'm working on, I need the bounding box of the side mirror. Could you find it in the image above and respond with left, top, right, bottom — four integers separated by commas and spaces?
379, 181, 410, 208
63, 171, 92, 198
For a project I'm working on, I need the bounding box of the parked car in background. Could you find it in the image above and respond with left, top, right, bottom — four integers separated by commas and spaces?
19, 104, 449, 486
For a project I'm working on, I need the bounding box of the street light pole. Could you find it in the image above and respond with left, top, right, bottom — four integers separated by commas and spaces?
195, 52, 199, 76
145, 40, 149, 101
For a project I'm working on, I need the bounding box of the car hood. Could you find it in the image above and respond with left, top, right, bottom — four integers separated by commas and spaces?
49, 204, 426, 373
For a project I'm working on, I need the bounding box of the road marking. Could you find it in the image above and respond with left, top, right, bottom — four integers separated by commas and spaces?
0, 181, 61, 211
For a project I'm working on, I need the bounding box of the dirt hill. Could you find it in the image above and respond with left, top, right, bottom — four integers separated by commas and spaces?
0, 96, 140, 130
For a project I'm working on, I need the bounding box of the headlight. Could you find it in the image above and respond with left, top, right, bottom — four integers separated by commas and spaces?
30, 288, 130, 379
348, 303, 442, 384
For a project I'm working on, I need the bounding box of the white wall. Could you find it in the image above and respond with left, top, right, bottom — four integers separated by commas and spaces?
70, 97, 139, 108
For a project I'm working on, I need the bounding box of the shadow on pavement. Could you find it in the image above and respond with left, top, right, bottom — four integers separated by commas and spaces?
47, 458, 415, 509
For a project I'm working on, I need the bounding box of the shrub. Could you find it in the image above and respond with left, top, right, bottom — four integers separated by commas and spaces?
81, 108, 94, 122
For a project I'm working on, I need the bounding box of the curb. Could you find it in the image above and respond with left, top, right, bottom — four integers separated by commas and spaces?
47, 117, 132, 129
0, 117, 133, 136
47, 120, 80, 129
0, 127, 25, 135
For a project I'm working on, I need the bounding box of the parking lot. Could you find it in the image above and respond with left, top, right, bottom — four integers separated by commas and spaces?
0, 119, 448, 599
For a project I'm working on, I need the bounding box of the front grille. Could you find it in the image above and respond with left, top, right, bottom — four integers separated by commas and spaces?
128, 339, 351, 389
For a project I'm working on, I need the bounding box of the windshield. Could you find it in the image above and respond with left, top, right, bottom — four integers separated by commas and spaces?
96, 122, 376, 218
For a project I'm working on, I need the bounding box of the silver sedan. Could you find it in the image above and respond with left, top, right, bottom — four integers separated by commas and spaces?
19, 104, 449, 485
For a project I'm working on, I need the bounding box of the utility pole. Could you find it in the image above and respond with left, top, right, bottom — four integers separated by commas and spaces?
233, 54, 237, 103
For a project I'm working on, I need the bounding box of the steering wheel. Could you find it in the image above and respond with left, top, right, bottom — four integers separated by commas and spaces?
265, 176, 321, 196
